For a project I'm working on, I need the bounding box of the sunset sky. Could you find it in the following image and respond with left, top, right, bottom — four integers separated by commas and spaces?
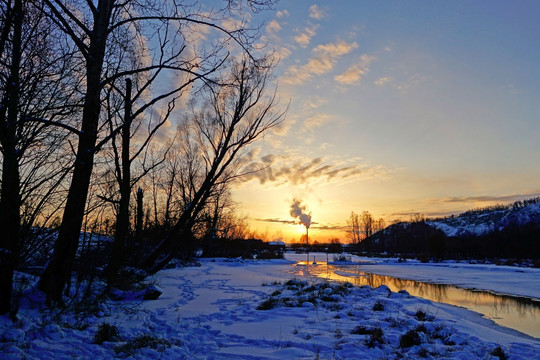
227, 1, 540, 243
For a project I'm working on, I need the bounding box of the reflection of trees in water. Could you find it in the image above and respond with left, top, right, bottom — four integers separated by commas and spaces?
308, 264, 540, 336
466, 290, 539, 319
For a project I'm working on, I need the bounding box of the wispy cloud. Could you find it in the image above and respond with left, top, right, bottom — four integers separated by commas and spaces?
254, 217, 345, 232
276, 9, 289, 18
309, 5, 327, 20
374, 76, 392, 86
303, 113, 332, 130
283, 40, 358, 85
430, 193, 540, 205
334, 54, 376, 85
238, 154, 390, 186
294, 24, 319, 47
312, 224, 347, 231
255, 218, 297, 225
266, 19, 282, 35
302, 96, 327, 111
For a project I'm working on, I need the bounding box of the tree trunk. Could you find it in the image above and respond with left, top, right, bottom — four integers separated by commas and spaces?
136, 188, 143, 238
0, 0, 22, 316
0, 0, 23, 314
38, 0, 114, 303
107, 78, 132, 283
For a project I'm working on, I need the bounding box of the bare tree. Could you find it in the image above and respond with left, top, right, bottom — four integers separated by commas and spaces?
38, 0, 278, 303
346, 211, 361, 244
140, 57, 285, 273
361, 211, 374, 239
0, 0, 76, 315
37, 0, 117, 304
0, 0, 23, 315
374, 217, 386, 233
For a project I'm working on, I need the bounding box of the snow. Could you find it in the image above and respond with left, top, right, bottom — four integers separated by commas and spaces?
427, 202, 540, 237
1, 255, 539, 359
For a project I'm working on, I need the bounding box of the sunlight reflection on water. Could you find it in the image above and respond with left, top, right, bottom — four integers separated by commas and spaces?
292, 262, 540, 339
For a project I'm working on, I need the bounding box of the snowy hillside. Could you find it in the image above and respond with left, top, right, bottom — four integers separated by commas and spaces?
428, 202, 540, 237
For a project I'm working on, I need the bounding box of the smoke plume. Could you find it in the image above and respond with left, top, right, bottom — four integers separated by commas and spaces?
289, 199, 312, 229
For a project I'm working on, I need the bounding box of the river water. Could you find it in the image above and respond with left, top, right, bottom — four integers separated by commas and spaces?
292, 261, 540, 339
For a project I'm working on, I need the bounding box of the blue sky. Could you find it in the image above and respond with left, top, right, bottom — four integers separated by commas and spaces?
227, 1, 540, 242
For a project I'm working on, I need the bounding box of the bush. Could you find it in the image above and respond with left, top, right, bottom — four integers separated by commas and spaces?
257, 297, 279, 310
415, 309, 427, 321
372, 301, 384, 311
399, 330, 421, 348
365, 327, 385, 348
114, 334, 172, 356
351, 325, 374, 335
490, 346, 508, 360
94, 323, 120, 345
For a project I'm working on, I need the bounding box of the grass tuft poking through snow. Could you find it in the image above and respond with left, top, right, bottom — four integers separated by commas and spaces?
114, 334, 178, 357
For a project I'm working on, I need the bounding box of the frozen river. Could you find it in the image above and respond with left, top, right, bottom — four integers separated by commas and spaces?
285, 252, 540, 339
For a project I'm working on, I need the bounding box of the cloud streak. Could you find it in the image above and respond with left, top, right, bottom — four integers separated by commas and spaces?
283, 41, 358, 85
294, 24, 319, 47
334, 55, 376, 85
266, 19, 282, 35
254, 217, 345, 232
309, 5, 327, 20
430, 193, 540, 205
239, 154, 390, 186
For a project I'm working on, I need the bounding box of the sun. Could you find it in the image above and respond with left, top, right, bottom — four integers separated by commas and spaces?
295, 224, 307, 235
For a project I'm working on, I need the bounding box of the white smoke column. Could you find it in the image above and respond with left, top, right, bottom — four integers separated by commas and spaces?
290, 199, 312, 229
290, 199, 312, 245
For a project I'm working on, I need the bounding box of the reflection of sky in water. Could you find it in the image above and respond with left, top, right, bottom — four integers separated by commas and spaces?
292, 263, 540, 339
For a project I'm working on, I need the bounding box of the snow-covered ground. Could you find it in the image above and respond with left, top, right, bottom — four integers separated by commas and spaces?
1, 255, 539, 359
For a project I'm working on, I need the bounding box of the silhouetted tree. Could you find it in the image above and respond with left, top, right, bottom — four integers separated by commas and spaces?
39, 0, 277, 303
140, 57, 285, 273
0, 0, 75, 315
361, 211, 374, 239
346, 211, 361, 244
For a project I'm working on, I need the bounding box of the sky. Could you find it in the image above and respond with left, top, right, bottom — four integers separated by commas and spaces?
226, 1, 540, 243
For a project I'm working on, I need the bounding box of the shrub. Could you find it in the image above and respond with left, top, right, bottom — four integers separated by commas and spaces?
372, 301, 384, 311
94, 323, 120, 345
257, 297, 279, 310
351, 325, 385, 347
365, 327, 385, 348
399, 330, 421, 348
114, 334, 172, 356
490, 346, 508, 360
415, 309, 427, 321
332, 254, 349, 262
351, 325, 375, 335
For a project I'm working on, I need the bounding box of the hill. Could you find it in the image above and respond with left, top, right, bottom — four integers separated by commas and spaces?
355, 198, 540, 262
429, 200, 540, 237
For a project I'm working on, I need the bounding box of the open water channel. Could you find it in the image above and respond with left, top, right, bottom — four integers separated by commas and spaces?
292, 260, 540, 339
